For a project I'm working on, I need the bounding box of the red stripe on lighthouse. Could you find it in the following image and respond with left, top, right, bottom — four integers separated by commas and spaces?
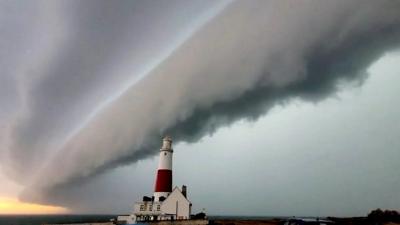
154, 169, 172, 192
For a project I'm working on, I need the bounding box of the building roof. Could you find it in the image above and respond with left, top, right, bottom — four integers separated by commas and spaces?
168, 186, 191, 204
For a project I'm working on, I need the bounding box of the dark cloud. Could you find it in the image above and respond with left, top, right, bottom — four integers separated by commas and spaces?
1, 0, 223, 182
1, 0, 400, 211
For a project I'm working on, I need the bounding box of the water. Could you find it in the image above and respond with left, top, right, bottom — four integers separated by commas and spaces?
0, 215, 116, 225
0, 215, 313, 225
208, 216, 286, 220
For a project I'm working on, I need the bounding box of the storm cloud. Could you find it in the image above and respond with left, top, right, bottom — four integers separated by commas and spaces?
1, 0, 400, 209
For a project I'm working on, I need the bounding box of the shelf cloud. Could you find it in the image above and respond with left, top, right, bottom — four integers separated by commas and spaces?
1, 0, 400, 209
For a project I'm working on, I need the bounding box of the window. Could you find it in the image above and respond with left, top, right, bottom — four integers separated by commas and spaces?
157, 205, 161, 211
149, 204, 153, 211
140, 204, 145, 211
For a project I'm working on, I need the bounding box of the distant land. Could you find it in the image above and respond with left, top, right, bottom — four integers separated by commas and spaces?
211, 209, 400, 225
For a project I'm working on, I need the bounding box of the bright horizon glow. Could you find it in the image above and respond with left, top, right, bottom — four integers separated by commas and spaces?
0, 197, 67, 215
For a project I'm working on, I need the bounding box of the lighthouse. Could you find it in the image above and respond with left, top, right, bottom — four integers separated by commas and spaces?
154, 136, 173, 201
124, 136, 195, 224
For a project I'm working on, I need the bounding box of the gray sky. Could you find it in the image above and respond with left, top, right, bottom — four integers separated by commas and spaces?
40, 52, 400, 216
0, 0, 400, 216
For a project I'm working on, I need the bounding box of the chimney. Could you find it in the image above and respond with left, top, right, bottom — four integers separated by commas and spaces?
182, 185, 187, 198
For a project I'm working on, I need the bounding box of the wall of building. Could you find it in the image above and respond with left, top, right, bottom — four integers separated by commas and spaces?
134, 201, 162, 215
161, 188, 191, 220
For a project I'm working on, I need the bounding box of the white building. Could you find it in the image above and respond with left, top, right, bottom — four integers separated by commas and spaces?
133, 186, 191, 222
118, 137, 192, 224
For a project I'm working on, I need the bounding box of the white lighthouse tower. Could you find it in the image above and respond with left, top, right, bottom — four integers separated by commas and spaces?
153, 136, 173, 201
124, 136, 197, 224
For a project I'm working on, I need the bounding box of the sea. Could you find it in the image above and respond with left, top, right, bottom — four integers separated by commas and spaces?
0, 215, 294, 225
0, 214, 116, 225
